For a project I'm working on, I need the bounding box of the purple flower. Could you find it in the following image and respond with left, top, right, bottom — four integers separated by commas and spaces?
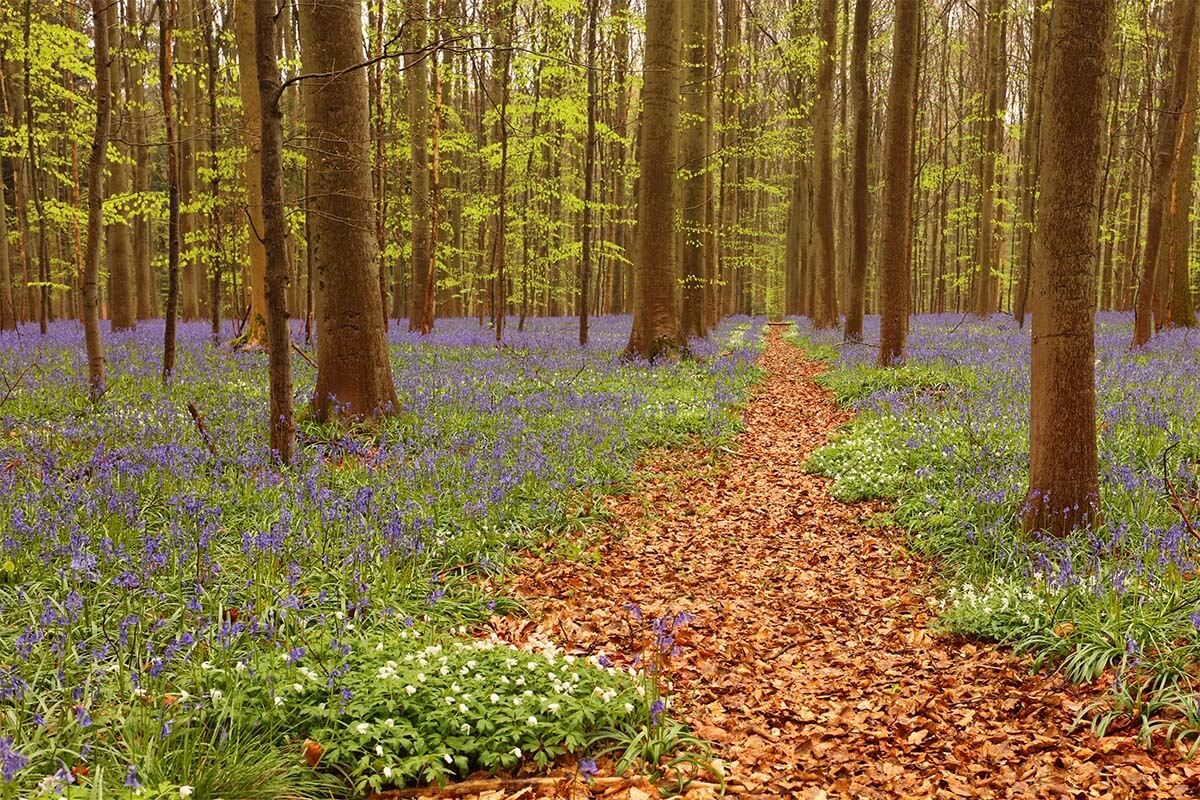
579, 757, 599, 783
650, 699, 666, 725
0, 737, 30, 783
124, 764, 141, 789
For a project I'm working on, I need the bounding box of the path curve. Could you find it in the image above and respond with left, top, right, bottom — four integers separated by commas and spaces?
504, 329, 1198, 799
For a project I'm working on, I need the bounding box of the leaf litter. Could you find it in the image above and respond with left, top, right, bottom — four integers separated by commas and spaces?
398, 329, 1200, 799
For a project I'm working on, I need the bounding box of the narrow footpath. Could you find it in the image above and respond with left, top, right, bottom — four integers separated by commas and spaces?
501, 329, 1200, 799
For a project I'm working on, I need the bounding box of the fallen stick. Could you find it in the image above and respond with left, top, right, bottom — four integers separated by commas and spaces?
186, 402, 218, 458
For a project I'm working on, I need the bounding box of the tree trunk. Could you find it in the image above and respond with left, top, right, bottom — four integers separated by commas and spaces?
680, 0, 708, 339
812, 0, 838, 329
1023, 0, 1114, 536
579, 0, 599, 345
297, 0, 399, 422
1133, 0, 1198, 346
1166, 27, 1199, 328
842, 0, 870, 341
128, 0, 156, 319
1013, 4, 1048, 326
104, 0, 136, 331
83, 0, 111, 397
624, 0, 683, 360
877, 0, 918, 365
407, 0, 431, 331
0, 164, 14, 331
234, 0, 268, 345
253, 0, 295, 463
160, 0, 181, 380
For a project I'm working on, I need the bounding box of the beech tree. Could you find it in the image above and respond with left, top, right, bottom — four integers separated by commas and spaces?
842, 0, 870, 343
877, 0, 918, 366
1024, 0, 1115, 536
82, 0, 110, 398
297, 0, 399, 422
811, 0, 837, 330
624, 0, 684, 360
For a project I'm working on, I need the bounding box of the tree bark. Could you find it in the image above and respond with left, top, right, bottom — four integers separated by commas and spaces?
253, 0, 295, 463
159, 0, 181, 380
83, 0, 111, 397
1012, 4, 1048, 326
1166, 24, 1199, 328
1133, 0, 1198, 346
842, 0, 870, 341
1023, 0, 1114, 536
624, 0, 683, 360
877, 0, 918, 365
407, 0, 431, 331
234, 0, 269, 345
579, 0, 599, 345
812, 0, 838, 329
680, 0, 708, 339
0, 163, 14, 331
105, 0, 136, 331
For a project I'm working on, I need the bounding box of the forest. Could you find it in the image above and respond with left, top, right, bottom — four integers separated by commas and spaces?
0, 0, 1198, 796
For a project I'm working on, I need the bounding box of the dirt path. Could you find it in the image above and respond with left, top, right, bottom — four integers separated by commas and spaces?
501, 329, 1199, 799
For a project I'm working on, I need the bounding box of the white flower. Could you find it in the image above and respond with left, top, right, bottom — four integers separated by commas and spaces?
547, 703, 560, 713
210, 689, 223, 701
356, 723, 370, 734
527, 715, 538, 725
417, 673, 428, 682
376, 745, 385, 756
383, 765, 393, 779
459, 703, 469, 714
179, 787, 194, 799
489, 693, 500, 704
624, 703, 634, 713
200, 661, 213, 671
460, 723, 471, 734
274, 696, 284, 706
445, 696, 456, 706
443, 753, 454, 764
385, 718, 395, 728
405, 684, 417, 696
235, 661, 246, 672
292, 683, 304, 693
510, 747, 522, 758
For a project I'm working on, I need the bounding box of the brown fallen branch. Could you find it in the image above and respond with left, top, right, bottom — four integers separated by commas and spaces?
186, 402, 218, 458
291, 341, 318, 370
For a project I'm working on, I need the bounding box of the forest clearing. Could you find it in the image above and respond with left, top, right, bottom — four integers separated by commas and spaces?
2, 0, 1200, 797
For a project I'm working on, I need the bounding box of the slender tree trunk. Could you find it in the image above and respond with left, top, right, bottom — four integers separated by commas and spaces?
1133, 0, 1198, 346
202, 0, 223, 341
1024, 0, 1114, 536
0, 164, 14, 331
160, 0, 181, 379
83, 0, 112, 397
877, 0, 919, 365
253, 0, 295, 462
128, 0, 155, 319
624, 0, 683, 359
1166, 28, 1199, 327
812, 0, 838, 329
407, 0, 431, 331
579, 0, 599, 345
843, 0, 870, 341
1013, 4, 1048, 326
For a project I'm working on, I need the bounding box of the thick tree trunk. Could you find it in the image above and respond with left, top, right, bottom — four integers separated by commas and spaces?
105, 0, 136, 331
680, 0, 708, 339
1133, 0, 1198, 346
812, 0, 838, 329
1023, 0, 1114, 536
624, 0, 683, 360
1166, 30, 1199, 328
877, 0, 918, 365
84, 0, 111, 397
842, 0, 870, 341
179, 0, 201, 320
297, 0, 399, 422
234, 0, 269, 345
973, 0, 1004, 317
718, 0, 740, 318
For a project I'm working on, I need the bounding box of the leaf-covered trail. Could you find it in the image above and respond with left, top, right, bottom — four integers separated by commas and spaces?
505, 328, 1199, 798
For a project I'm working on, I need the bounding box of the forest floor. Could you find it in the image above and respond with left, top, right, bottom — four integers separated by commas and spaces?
393, 328, 1200, 800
